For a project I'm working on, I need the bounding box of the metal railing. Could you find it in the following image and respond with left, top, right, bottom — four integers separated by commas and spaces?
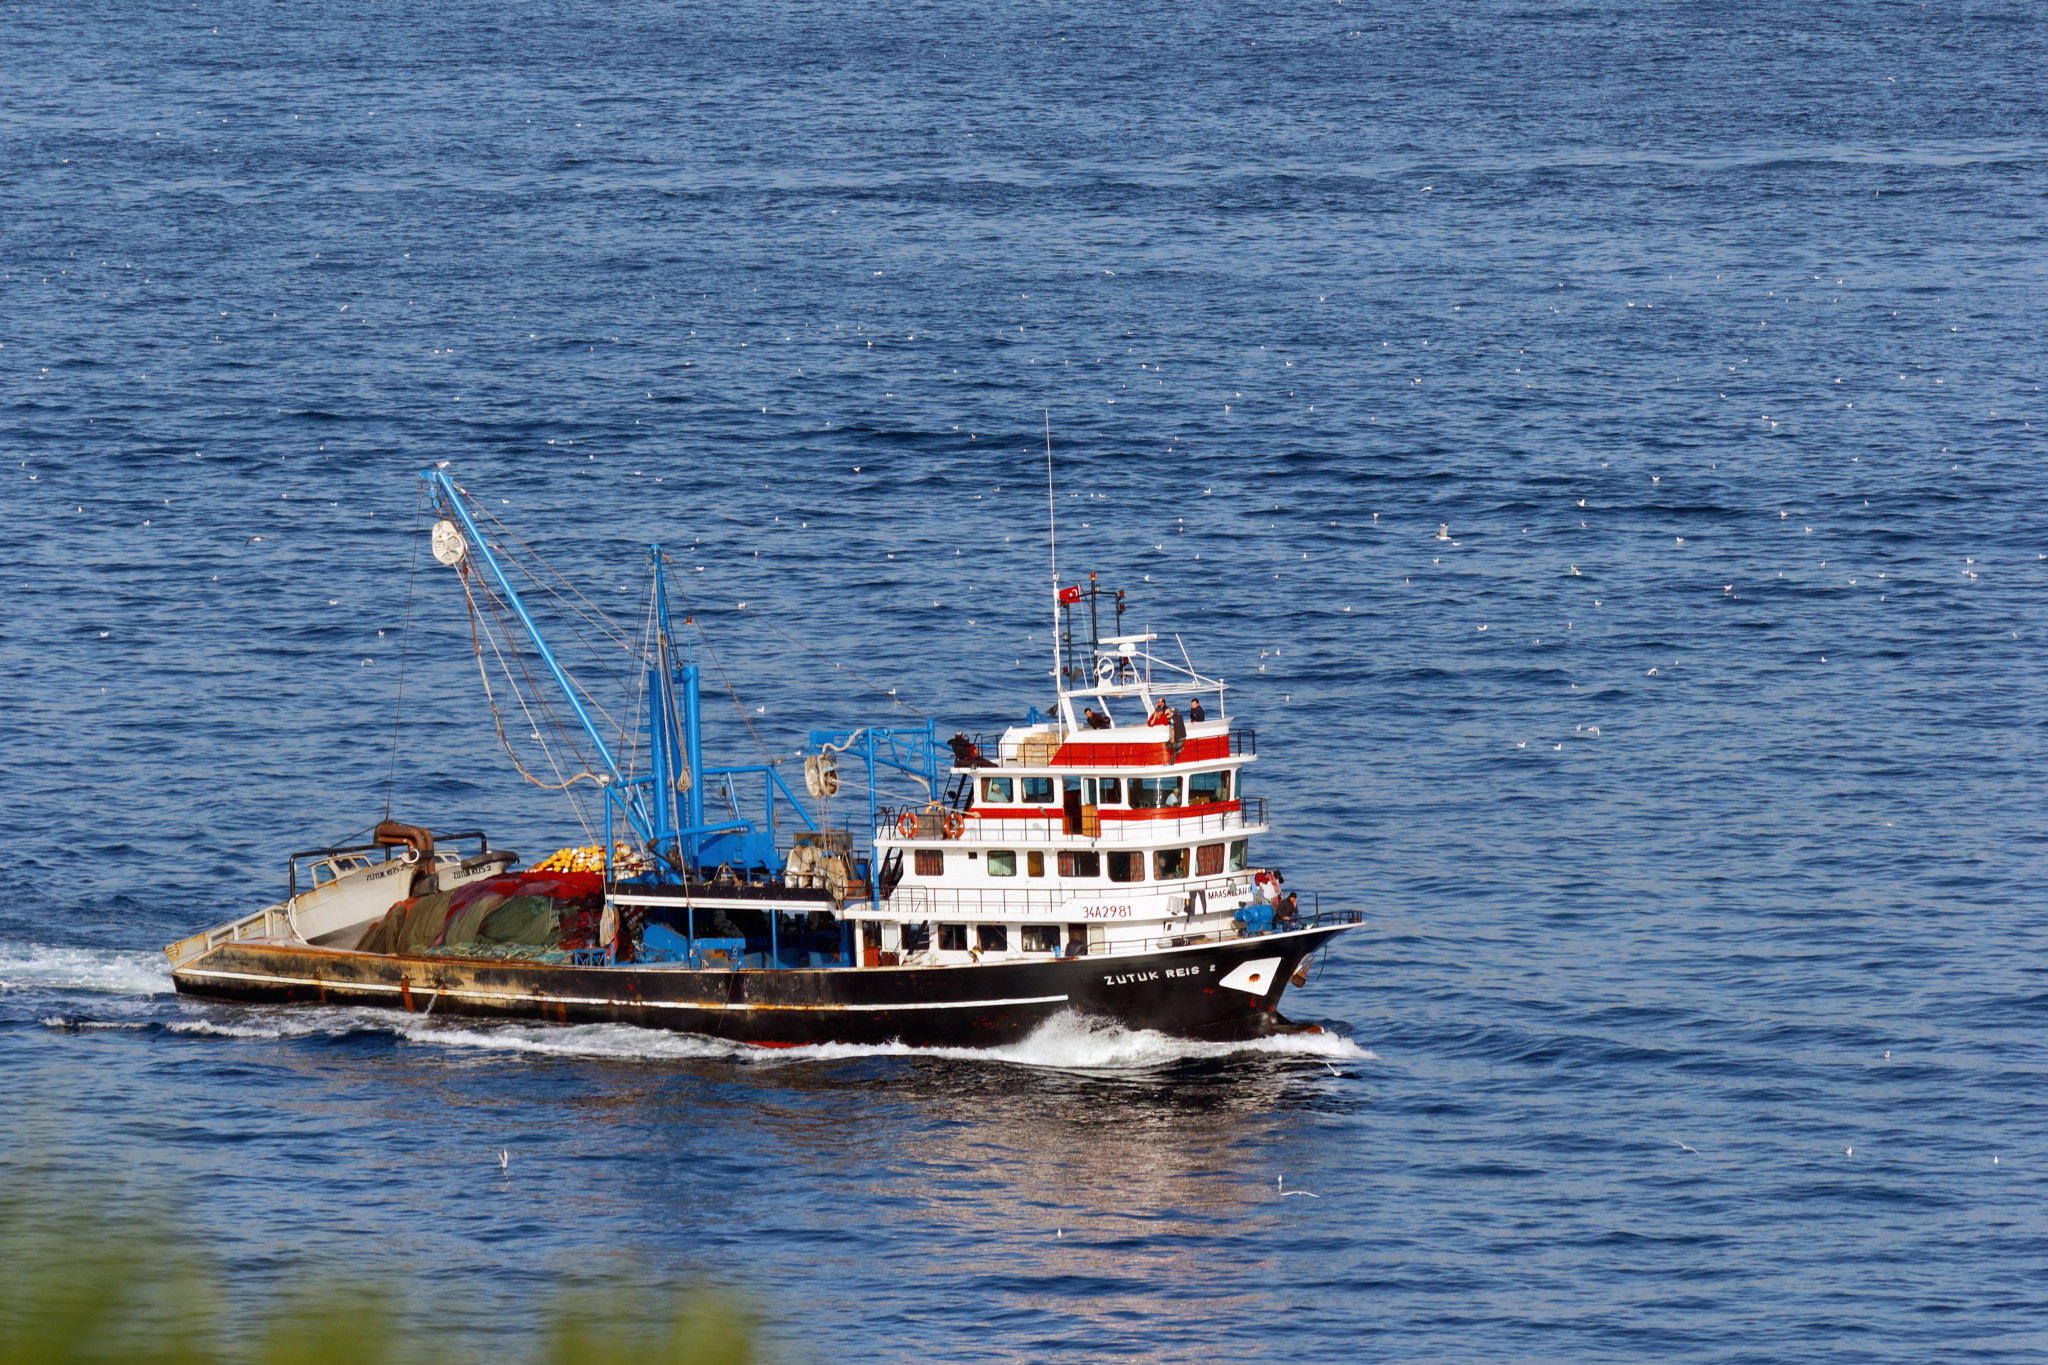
881, 870, 1261, 918
876, 798, 1267, 845
963, 725, 1256, 770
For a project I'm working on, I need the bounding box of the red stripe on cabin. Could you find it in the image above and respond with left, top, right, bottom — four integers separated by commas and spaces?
1047, 734, 1229, 767
969, 800, 1239, 824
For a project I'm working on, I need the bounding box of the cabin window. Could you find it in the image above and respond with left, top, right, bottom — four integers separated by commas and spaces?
938, 923, 968, 952
1107, 851, 1144, 883
1020, 925, 1060, 953
988, 850, 1018, 877
982, 776, 1012, 803
914, 849, 944, 876
1098, 777, 1122, 804
1027, 850, 1046, 877
902, 922, 932, 952
1021, 776, 1055, 804
1129, 777, 1182, 809
1059, 850, 1101, 878
1188, 770, 1231, 803
977, 924, 1009, 953
312, 862, 337, 886
1228, 840, 1248, 872
1154, 848, 1189, 880
1197, 843, 1225, 876
1083, 778, 1097, 804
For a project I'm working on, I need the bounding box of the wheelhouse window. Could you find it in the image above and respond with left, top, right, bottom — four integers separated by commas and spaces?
1098, 777, 1122, 805
981, 776, 1013, 803
312, 862, 337, 886
1059, 850, 1101, 878
1188, 770, 1232, 804
1154, 848, 1189, 880
1021, 776, 1055, 804
938, 923, 968, 952
1020, 925, 1060, 953
976, 924, 1008, 952
902, 922, 932, 952
1026, 850, 1046, 877
1228, 839, 1248, 872
1107, 851, 1144, 883
1130, 777, 1182, 809
1196, 843, 1225, 876
988, 850, 1018, 877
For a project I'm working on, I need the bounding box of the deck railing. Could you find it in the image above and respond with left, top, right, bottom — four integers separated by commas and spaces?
963, 725, 1256, 769
878, 797, 1267, 845
880, 869, 1265, 919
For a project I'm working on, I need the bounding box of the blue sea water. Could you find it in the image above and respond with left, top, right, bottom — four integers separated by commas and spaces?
4, 0, 2047, 1358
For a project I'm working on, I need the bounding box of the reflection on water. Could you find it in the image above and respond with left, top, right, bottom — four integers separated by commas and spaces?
2, 1002, 1371, 1363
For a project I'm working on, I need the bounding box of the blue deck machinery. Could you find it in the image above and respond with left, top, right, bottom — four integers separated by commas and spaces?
423, 469, 944, 965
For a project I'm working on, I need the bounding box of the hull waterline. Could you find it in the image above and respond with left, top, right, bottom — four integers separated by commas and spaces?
172, 925, 1353, 1047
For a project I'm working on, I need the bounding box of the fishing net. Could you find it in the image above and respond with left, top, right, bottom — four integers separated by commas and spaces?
355, 871, 605, 959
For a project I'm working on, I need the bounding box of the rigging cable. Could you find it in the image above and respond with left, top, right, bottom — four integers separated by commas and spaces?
457, 565, 604, 844
382, 488, 425, 819
680, 601, 778, 766
477, 576, 603, 809
660, 551, 927, 718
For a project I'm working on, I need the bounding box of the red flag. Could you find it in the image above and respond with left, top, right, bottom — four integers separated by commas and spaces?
1058, 584, 1083, 605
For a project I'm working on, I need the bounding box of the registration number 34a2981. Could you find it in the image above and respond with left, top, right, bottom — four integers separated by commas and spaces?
1075, 903, 1135, 919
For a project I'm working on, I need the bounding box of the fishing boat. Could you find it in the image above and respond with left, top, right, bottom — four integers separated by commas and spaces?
165, 468, 1364, 1046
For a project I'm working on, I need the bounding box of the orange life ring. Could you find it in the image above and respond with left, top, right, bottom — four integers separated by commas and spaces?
897, 811, 919, 839
944, 811, 966, 840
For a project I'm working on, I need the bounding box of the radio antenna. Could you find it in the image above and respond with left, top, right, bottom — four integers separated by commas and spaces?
1045, 411, 1060, 709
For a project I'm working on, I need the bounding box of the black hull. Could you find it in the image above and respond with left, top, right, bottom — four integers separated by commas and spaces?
171, 928, 1354, 1047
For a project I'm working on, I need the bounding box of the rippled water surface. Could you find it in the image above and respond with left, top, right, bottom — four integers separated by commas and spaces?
4, 1, 2046, 1360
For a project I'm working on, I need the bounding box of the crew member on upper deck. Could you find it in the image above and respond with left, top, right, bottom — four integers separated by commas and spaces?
1084, 707, 1113, 730
1149, 698, 1187, 757
949, 732, 996, 768
1187, 696, 1206, 723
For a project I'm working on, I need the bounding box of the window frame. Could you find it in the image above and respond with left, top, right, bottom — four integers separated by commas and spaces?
987, 850, 1018, 877
1107, 850, 1144, 883
913, 848, 944, 877
1154, 847, 1189, 880
981, 776, 1013, 803
1058, 849, 1101, 878
1129, 776, 1183, 809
